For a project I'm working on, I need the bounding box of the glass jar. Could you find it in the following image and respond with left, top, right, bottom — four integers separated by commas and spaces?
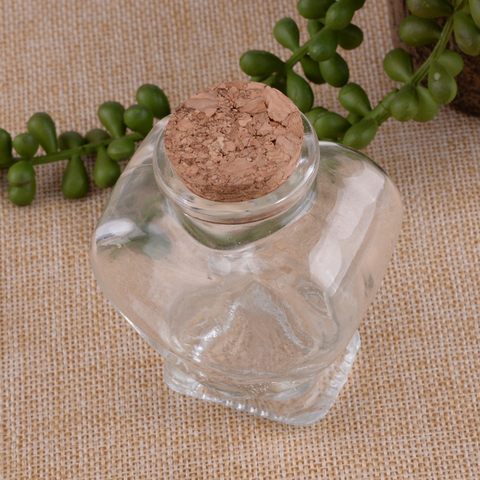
90, 114, 402, 425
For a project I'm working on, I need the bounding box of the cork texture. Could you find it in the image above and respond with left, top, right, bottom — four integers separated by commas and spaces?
164, 81, 303, 202
0, 0, 479, 478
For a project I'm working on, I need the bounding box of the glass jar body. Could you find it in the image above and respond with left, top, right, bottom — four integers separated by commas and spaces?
90, 116, 402, 425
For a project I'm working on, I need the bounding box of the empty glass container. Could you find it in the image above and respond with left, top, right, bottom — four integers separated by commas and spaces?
90, 114, 402, 425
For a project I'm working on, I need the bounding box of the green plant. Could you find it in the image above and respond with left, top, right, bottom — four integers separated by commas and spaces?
0, 84, 170, 206
2, 0, 480, 206
239, 0, 480, 149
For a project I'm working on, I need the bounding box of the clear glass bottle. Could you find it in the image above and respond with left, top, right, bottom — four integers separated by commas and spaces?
90, 114, 402, 425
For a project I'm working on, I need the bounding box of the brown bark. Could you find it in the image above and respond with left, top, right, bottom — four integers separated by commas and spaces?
389, 1, 480, 116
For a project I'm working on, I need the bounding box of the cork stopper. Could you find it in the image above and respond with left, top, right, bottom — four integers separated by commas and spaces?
164, 81, 303, 202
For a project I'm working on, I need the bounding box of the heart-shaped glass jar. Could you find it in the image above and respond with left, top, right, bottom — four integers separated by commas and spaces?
90, 114, 402, 425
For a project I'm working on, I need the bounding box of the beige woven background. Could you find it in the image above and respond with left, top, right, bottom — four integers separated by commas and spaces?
1, 0, 479, 478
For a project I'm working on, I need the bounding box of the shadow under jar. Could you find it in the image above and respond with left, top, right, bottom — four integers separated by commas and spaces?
90, 114, 402, 425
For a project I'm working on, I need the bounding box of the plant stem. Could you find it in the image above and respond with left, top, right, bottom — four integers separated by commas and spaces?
363, 13, 459, 130
410, 16, 455, 85
30, 132, 143, 166
275, 12, 455, 132
262, 40, 313, 87
285, 40, 312, 70
364, 90, 398, 126
408, 0, 467, 85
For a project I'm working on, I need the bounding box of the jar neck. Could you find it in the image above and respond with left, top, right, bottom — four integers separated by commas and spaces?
153, 113, 320, 248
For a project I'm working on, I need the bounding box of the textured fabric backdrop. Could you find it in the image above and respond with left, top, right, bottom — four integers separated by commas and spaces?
1, 1, 479, 478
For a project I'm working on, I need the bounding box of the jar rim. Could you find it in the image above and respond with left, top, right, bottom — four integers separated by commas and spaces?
153, 112, 320, 225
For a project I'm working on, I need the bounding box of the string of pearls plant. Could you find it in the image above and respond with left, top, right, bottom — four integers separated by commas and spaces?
0, 85, 170, 206
1, 0, 480, 206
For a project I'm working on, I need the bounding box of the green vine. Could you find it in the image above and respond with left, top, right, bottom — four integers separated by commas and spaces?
2, 0, 480, 206
29, 133, 144, 166
240, 0, 480, 146
1, 85, 170, 205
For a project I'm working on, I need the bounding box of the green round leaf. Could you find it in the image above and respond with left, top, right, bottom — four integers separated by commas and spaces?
347, 112, 363, 125
406, 0, 453, 18
7, 160, 36, 186
437, 50, 464, 76
274, 17, 300, 52
239, 50, 284, 77
107, 137, 136, 162
338, 83, 372, 116
58, 131, 86, 151
306, 107, 328, 125
390, 83, 420, 122
325, 0, 356, 30
98, 102, 126, 139
413, 86, 439, 122
84, 128, 110, 144
124, 104, 154, 136
337, 24, 364, 50
314, 111, 351, 139
93, 146, 121, 188
428, 60, 457, 104
454, 12, 480, 56
300, 56, 326, 84
8, 180, 36, 206
319, 52, 350, 87
383, 48, 414, 82
249, 76, 269, 82
286, 70, 314, 113
12, 133, 39, 159
354, 0, 366, 9
27, 112, 57, 154
309, 27, 338, 62
399, 16, 442, 46
274, 75, 288, 96
136, 84, 170, 120
297, 0, 335, 19
342, 118, 378, 149
470, 0, 480, 29
307, 19, 323, 37
61, 155, 89, 199
0, 128, 13, 168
